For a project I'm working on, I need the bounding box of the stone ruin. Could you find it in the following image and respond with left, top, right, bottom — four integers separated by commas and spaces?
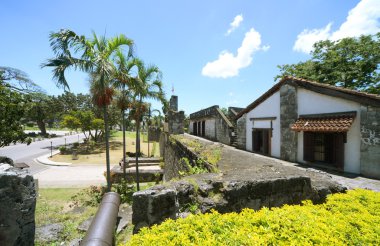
0, 162, 37, 246
166, 95, 185, 134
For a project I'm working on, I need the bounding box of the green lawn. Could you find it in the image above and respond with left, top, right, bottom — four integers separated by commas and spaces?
35, 188, 97, 245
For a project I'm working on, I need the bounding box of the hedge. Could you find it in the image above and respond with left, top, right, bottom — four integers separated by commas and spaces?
126, 189, 380, 245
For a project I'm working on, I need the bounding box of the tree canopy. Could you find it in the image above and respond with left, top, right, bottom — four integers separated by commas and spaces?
276, 33, 380, 94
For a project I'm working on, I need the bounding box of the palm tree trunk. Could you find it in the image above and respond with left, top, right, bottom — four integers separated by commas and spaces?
103, 105, 112, 192
122, 110, 126, 179
135, 119, 141, 191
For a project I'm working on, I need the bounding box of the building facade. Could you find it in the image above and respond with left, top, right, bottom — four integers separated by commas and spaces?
189, 105, 235, 145
235, 77, 380, 179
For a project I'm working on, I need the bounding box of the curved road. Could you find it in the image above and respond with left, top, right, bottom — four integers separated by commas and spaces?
0, 132, 85, 174
1, 132, 107, 188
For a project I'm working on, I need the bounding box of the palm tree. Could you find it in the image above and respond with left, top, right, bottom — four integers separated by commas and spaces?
132, 59, 166, 190
42, 29, 134, 191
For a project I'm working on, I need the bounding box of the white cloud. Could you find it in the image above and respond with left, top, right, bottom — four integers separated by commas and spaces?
293, 0, 380, 53
226, 14, 243, 35
293, 23, 332, 53
202, 28, 269, 78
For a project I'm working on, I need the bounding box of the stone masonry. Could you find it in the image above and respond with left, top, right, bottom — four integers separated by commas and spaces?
0, 163, 37, 246
167, 95, 185, 134
360, 105, 380, 178
235, 114, 246, 150
280, 84, 298, 162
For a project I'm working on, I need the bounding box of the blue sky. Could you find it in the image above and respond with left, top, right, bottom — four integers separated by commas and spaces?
1, 0, 379, 115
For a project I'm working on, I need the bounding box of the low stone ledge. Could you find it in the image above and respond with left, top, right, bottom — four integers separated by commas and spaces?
132, 173, 345, 233
110, 166, 163, 184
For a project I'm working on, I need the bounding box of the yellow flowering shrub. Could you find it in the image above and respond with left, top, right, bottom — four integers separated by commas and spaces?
125, 189, 380, 245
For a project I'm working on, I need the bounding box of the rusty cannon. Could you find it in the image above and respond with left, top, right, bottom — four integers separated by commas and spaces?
81, 192, 121, 246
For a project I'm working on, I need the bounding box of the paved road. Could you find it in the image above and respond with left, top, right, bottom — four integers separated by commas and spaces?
0, 132, 86, 174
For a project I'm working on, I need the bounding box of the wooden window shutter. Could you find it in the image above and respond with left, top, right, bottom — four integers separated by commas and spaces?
303, 132, 315, 162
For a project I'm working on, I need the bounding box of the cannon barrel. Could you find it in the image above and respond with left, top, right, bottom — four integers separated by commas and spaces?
81, 192, 121, 246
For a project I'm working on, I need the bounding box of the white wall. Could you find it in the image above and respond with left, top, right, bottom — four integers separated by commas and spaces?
246, 91, 281, 158
297, 89, 361, 174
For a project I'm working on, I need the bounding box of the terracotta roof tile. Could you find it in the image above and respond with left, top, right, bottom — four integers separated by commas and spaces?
291, 113, 356, 132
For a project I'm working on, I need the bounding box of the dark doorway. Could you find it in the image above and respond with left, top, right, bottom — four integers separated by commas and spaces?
193, 122, 197, 135
202, 121, 205, 137
252, 129, 271, 155
197, 121, 201, 136
303, 132, 344, 169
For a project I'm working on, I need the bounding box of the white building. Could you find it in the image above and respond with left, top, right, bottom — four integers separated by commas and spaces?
235, 77, 380, 179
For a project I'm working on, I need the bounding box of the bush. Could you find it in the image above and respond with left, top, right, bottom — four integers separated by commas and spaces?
59, 146, 68, 154
127, 189, 380, 245
0, 156, 14, 165
72, 181, 137, 206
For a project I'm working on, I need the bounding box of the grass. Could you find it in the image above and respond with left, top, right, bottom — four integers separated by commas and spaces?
50, 131, 159, 165
35, 183, 158, 245
35, 188, 97, 245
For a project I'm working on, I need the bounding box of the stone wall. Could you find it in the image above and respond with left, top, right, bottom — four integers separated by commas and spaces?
132, 173, 343, 233
0, 163, 36, 246
360, 105, 380, 179
215, 112, 232, 145
189, 105, 219, 120
280, 84, 298, 162
168, 110, 185, 134
236, 114, 246, 149
159, 133, 213, 181
148, 127, 161, 142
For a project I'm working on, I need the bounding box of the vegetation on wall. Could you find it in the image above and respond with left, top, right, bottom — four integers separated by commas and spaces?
171, 135, 221, 173
127, 189, 380, 245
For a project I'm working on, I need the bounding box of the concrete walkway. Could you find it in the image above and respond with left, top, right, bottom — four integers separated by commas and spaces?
186, 134, 380, 192
33, 165, 107, 188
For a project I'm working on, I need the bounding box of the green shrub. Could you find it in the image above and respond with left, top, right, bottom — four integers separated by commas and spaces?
59, 146, 68, 154
127, 189, 380, 245
0, 156, 13, 165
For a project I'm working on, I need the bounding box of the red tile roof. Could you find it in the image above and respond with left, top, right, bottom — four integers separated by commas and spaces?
291, 113, 356, 132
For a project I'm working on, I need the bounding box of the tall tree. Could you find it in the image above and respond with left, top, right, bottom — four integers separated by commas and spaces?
113, 51, 138, 180
42, 29, 134, 191
132, 59, 166, 190
24, 93, 55, 135
0, 80, 31, 147
0, 66, 43, 93
276, 33, 380, 94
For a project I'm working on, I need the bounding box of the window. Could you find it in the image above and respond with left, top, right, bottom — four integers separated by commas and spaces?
303, 132, 344, 169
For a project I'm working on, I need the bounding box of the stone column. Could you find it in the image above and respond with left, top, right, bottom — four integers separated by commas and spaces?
360, 105, 380, 179
280, 84, 298, 162
0, 163, 37, 246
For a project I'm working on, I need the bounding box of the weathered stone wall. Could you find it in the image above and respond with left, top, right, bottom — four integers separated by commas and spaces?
360, 105, 380, 179
280, 84, 298, 162
168, 110, 185, 134
169, 95, 178, 112
236, 114, 247, 149
0, 163, 36, 246
132, 173, 343, 233
189, 105, 219, 120
216, 113, 231, 145
160, 133, 213, 181
148, 127, 161, 142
